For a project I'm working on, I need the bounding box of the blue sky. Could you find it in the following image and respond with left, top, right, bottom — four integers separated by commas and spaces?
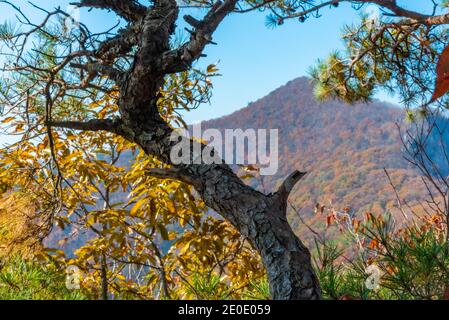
0, 0, 436, 124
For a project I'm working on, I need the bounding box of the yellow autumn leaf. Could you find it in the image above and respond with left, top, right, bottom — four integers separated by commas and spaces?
1, 117, 15, 123
130, 197, 147, 217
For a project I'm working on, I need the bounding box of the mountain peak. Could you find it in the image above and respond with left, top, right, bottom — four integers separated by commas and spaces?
202, 76, 423, 222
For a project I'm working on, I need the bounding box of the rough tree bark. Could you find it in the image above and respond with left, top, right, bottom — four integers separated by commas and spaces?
49, 0, 321, 299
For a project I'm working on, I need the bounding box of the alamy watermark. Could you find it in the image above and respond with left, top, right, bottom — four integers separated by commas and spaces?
65, 265, 81, 290
170, 123, 279, 176
365, 264, 382, 291
64, 5, 81, 35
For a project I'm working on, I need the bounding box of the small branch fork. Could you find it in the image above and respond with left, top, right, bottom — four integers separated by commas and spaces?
162, 0, 239, 74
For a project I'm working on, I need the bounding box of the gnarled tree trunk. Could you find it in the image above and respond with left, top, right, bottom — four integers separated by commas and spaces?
47, 0, 321, 299
128, 120, 321, 300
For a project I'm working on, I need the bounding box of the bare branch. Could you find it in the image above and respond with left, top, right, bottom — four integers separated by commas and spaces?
238, 0, 449, 27
278, 170, 307, 195
274, 170, 307, 204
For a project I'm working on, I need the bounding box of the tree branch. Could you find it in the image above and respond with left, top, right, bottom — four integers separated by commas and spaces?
162, 0, 238, 74
95, 27, 138, 62
45, 118, 122, 133
370, 0, 428, 21
70, 63, 123, 82
70, 0, 147, 22
146, 167, 199, 186
274, 170, 307, 203
240, 0, 449, 27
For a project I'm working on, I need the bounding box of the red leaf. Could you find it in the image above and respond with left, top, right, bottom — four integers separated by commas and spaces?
443, 284, 449, 300
430, 44, 449, 103
339, 294, 360, 300
369, 239, 379, 250
326, 215, 335, 227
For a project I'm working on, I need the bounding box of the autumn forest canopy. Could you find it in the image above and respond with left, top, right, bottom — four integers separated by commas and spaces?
2, 0, 449, 302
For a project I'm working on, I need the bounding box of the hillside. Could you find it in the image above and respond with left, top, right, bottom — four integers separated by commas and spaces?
201, 77, 427, 229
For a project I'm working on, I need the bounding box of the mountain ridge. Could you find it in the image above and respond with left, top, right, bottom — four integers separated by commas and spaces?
201, 77, 426, 230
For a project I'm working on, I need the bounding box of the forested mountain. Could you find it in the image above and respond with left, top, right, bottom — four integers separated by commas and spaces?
201, 77, 428, 230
